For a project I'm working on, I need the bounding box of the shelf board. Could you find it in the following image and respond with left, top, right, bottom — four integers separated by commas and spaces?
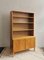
12, 16, 34, 19
12, 29, 34, 32
13, 36, 35, 40
12, 22, 34, 24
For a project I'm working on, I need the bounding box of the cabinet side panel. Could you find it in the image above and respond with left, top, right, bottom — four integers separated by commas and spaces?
10, 12, 13, 50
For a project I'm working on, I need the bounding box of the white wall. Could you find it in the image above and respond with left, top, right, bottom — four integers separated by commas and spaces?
0, 0, 44, 47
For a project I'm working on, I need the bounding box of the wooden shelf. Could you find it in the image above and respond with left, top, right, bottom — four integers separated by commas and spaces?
12, 22, 34, 24
12, 29, 34, 31
13, 36, 35, 40
12, 16, 34, 19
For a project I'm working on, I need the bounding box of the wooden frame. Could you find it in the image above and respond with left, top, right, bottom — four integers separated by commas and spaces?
10, 11, 35, 54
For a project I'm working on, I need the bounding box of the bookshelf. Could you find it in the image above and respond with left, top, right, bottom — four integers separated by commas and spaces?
10, 11, 35, 54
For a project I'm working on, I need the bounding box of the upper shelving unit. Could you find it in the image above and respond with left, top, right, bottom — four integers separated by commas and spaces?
10, 11, 34, 38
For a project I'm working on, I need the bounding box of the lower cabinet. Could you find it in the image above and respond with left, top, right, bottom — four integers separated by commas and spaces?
13, 37, 35, 53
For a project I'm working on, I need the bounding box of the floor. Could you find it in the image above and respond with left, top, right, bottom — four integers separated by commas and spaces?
0, 48, 44, 60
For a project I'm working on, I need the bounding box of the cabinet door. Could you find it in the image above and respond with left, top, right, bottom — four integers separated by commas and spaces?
20, 39, 26, 51
26, 38, 31, 49
13, 40, 20, 53
30, 38, 35, 48
13, 39, 26, 53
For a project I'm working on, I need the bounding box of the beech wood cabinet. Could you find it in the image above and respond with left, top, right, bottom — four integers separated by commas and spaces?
10, 11, 35, 54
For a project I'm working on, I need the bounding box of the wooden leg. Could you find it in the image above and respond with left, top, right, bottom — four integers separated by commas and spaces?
34, 47, 35, 51
13, 51, 15, 56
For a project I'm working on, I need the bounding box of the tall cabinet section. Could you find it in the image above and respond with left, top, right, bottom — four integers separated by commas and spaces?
10, 11, 35, 54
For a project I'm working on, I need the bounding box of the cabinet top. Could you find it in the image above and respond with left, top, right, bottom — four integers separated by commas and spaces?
10, 11, 34, 14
